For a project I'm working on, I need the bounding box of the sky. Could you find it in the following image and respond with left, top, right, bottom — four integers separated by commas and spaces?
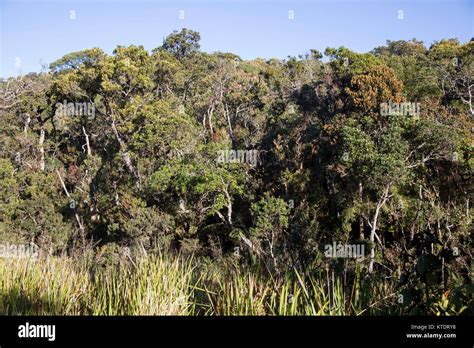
0, 0, 472, 78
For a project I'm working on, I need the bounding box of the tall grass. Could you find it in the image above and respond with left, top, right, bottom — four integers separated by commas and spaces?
0, 255, 399, 315
87, 255, 197, 315
0, 255, 196, 315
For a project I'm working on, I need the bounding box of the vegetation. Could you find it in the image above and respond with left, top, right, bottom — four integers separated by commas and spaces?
0, 30, 472, 315
0, 253, 463, 315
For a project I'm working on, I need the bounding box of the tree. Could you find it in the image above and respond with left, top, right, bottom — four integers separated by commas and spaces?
159, 28, 201, 60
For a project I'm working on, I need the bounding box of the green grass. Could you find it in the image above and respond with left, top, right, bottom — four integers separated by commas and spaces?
0, 254, 402, 315
0, 255, 196, 315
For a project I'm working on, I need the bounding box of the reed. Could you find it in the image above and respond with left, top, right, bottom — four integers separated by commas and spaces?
0, 255, 402, 315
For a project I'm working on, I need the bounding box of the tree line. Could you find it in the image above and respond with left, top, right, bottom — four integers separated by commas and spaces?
0, 29, 472, 314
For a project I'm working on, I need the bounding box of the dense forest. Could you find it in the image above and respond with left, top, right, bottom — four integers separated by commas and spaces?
0, 29, 472, 315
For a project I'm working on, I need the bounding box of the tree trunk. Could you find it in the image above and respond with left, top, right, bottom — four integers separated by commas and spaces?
23, 113, 31, 134
111, 118, 136, 176
56, 169, 86, 247
368, 184, 391, 273
220, 178, 233, 226
82, 126, 91, 157
39, 128, 45, 171
359, 182, 364, 240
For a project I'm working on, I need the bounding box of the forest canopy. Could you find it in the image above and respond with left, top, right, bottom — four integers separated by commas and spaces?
0, 30, 472, 315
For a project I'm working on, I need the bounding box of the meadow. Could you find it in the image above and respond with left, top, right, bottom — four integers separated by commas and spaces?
1, 252, 461, 316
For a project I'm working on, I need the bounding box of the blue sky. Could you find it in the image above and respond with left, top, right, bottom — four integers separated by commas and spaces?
0, 0, 472, 78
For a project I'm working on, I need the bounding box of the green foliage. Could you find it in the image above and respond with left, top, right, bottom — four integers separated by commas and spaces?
0, 32, 472, 315
158, 28, 201, 60
250, 194, 290, 237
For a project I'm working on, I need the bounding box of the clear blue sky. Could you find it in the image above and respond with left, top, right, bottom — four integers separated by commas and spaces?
0, 0, 472, 78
